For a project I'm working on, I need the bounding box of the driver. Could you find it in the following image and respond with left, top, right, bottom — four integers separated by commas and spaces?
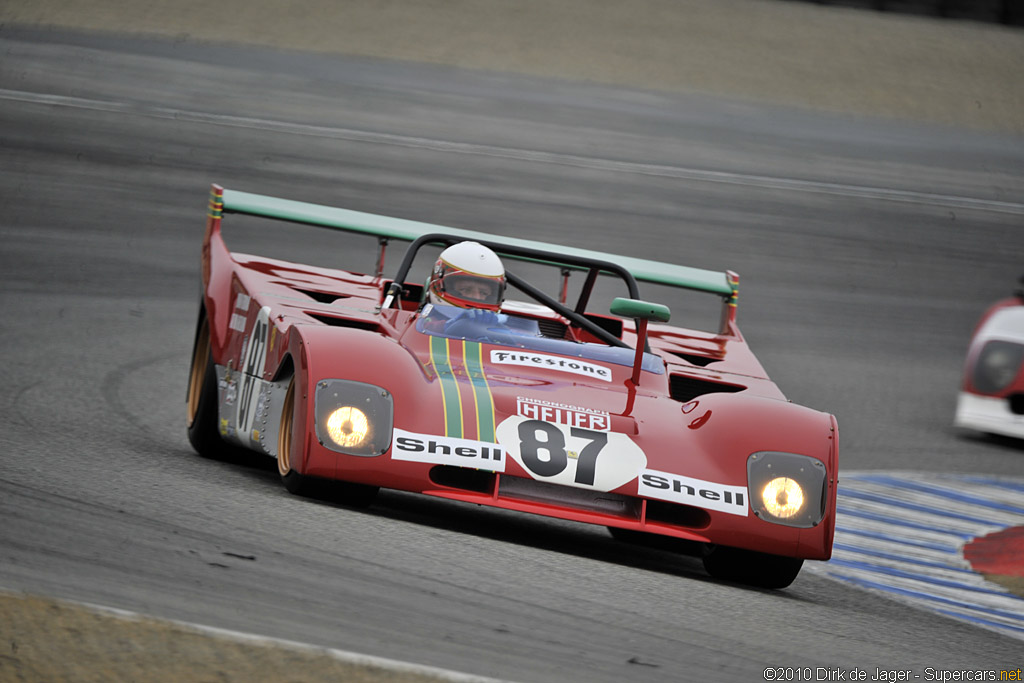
426, 241, 506, 311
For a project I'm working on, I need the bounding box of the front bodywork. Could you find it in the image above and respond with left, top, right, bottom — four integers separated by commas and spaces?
196, 185, 839, 563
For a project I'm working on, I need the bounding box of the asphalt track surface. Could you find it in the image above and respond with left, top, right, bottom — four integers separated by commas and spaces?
1, 9, 1024, 683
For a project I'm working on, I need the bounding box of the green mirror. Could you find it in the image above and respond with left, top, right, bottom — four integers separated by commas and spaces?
610, 297, 671, 323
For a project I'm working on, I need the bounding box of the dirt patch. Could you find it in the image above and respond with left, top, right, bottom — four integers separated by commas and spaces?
985, 574, 1024, 595
3, 0, 1023, 133
0, 591, 480, 682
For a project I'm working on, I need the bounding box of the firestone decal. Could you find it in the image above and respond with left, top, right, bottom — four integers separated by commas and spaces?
495, 415, 646, 491
391, 428, 506, 473
638, 469, 748, 516
490, 350, 612, 382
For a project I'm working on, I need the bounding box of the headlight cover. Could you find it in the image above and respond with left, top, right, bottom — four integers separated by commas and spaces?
973, 340, 1024, 394
747, 451, 828, 528
314, 379, 393, 456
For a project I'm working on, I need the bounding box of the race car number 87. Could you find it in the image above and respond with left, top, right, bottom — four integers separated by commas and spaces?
496, 414, 647, 492
518, 420, 607, 485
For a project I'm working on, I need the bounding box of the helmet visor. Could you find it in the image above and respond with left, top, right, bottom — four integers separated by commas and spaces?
442, 274, 503, 307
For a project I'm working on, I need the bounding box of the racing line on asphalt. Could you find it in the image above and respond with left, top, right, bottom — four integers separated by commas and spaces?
3, 88, 1024, 217
806, 472, 1024, 642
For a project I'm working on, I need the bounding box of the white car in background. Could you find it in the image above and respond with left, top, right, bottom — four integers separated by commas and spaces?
955, 276, 1024, 441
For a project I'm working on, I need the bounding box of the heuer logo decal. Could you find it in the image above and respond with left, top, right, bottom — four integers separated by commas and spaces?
392, 428, 505, 473
490, 351, 612, 382
516, 397, 610, 431
638, 469, 748, 517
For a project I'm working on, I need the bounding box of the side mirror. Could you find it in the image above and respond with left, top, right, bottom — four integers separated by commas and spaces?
611, 298, 670, 386
610, 297, 671, 323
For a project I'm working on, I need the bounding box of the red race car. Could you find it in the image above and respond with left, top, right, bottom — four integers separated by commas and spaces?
955, 277, 1024, 441
187, 184, 839, 588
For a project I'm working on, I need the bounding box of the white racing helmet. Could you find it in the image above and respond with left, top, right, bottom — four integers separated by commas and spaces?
427, 241, 505, 311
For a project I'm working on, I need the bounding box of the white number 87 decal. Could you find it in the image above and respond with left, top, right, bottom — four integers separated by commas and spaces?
496, 416, 647, 492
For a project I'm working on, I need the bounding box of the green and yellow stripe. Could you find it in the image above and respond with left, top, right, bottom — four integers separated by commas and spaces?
430, 336, 463, 437
428, 336, 496, 442
463, 340, 496, 442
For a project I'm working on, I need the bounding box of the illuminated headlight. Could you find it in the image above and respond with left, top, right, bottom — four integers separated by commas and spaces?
974, 340, 1024, 394
761, 477, 805, 519
747, 452, 828, 528
325, 406, 370, 448
315, 379, 393, 456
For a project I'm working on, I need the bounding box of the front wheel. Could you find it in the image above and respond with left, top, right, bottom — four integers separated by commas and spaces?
276, 376, 378, 507
187, 314, 223, 458
277, 376, 312, 494
702, 545, 804, 589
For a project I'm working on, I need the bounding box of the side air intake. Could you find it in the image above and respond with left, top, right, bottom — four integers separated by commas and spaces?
669, 374, 745, 402
307, 313, 380, 332
296, 288, 348, 304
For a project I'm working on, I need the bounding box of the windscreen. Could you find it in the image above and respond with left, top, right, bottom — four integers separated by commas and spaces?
415, 304, 664, 374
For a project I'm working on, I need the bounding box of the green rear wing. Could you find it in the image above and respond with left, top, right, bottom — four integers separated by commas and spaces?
208, 185, 740, 330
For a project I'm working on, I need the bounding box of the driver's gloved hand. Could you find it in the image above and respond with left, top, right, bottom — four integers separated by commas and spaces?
444, 309, 501, 336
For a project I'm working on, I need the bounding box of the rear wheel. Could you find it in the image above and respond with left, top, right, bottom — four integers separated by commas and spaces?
702, 545, 804, 589
186, 315, 223, 458
276, 376, 378, 507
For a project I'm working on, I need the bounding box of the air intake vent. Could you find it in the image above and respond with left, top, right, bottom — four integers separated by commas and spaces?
666, 351, 720, 367
645, 499, 711, 529
583, 314, 623, 338
430, 466, 495, 493
307, 313, 379, 332
500, 476, 641, 519
537, 319, 568, 339
669, 374, 744, 402
296, 288, 348, 304
1010, 394, 1024, 416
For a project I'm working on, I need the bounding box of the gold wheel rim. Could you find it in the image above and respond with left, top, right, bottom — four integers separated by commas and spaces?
277, 379, 295, 476
187, 318, 210, 426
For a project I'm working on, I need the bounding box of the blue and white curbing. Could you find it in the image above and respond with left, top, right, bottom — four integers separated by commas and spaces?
805, 471, 1024, 641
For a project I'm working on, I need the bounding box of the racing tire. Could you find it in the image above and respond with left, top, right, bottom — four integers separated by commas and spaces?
277, 376, 378, 508
702, 545, 804, 589
187, 314, 225, 458
277, 376, 312, 494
